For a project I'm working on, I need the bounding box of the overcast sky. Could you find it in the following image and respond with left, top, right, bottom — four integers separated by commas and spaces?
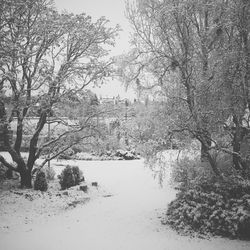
54, 0, 136, 99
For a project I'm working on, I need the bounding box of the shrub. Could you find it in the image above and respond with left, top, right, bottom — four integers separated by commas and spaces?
171, 152, 248, 190
34, 171, 48, 191
136, 140, 159, 161
115, 149, 139, 160
0, 163, 6, 181
165, 182, 250, 239
43, 165, 56, 181
171, 155, 216, 189
59, 166, 75, 190
59, 165, 83, 190
57, 148, 75, 160
73, 152, 96, 160
72, 166, 82, 185
71, 145, 83, 154
166, 153, 250, 239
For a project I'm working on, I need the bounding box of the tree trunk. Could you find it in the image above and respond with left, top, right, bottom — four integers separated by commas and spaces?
232, 131, 242, 170
231, 116, 247, 170
206, 151, 221, 177
200, 131, 212, 162
201, 142, 210, 162
5, 169, 13, 179
20, 169, 32, 188
199, 132, 221, 177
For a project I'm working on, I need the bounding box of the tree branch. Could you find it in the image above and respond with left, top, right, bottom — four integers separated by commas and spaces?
0, 155, 18, 171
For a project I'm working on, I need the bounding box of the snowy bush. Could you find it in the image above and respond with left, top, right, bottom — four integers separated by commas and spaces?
166, 154, 250, 239
73, 152, 96, 160
71, 144, 84, 154
72, 166, 82, 185
34, 171, 48, 191
59, 165, 83, 190
57, 148, 75, 160
0, 163, 6, 181
170, 152, 247, 190
115, 149, 140, 160
73, 150, 140, 161
43, 166, 56, 181
165, 182, 250, 239
136, 140, 159, 161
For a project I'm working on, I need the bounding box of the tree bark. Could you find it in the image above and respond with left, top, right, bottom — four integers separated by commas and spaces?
231, 114, 247, 170
201, 142, 210, 162
5, 168, 13, 179
206, 150, 221, 177
232, 129, 242, 170
20, 169, 32, 188
199, 133, 221, 177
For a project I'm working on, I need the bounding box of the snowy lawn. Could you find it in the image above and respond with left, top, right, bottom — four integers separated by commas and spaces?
0, 153, 250, 250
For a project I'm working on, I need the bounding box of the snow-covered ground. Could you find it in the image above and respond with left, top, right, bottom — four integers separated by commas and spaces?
0, 153, 250, 250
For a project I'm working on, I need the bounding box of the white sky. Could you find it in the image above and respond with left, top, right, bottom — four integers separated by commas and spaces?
53, 0, 136, 100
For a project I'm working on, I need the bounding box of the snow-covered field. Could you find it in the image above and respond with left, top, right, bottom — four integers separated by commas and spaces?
0, 152, 250, 250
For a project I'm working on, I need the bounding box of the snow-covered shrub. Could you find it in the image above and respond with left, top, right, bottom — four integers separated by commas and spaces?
136, 140, 159, 161
59, 165, 75, 190
0, 163, 6, 181
57, 148, 75, 160
72, 166, 82, 185
71, 144, 84, 154
171, 156, 216, 189
43, 165, 56, 181
34, 171, 48, 191
115, 149, 140, 160
165, 180, 250, 239
72, 150, 140, 161
59, 165, 83, 190
73, 152, 96, 160
166, 153, 250, 239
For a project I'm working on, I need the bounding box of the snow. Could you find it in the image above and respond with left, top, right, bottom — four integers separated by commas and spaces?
1, 154, 250, 250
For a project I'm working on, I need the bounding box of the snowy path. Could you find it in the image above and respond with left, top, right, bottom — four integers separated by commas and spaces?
1, 159, 250, 250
